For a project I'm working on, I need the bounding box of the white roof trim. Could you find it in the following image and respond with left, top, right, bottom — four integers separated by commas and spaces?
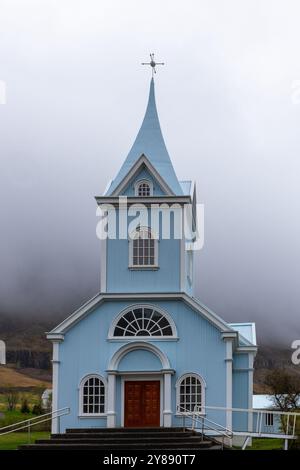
47, 292, 237, 338
46, 293, 101, 339
109, 154, 175, 197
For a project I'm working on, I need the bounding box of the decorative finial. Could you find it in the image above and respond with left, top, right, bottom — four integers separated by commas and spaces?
142, 53, 164, 77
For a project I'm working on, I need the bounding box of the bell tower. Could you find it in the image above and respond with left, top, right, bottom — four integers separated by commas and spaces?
96, 62, 197, 295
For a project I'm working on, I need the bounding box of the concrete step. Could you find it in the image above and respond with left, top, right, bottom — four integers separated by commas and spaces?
20, 441, 214, 450
36, 436, 205, 445
51, 431, 195, 439
65, 427, 186, 434
19, 427, 227, 451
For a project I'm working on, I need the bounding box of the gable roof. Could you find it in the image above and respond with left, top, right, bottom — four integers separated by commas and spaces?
106, 78, 183, 196
109, 154, 175, 196
46, 292, 257, 353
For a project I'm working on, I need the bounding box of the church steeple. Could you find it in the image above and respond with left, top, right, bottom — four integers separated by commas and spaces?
106, 78, 183, 195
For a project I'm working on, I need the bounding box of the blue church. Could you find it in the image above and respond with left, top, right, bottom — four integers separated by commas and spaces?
47, 75, 257, 438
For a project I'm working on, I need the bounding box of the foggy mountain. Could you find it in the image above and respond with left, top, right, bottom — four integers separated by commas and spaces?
0, 1, 300, 349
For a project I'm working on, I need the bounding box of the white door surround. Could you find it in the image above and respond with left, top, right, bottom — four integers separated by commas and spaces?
106, 342, 174, 428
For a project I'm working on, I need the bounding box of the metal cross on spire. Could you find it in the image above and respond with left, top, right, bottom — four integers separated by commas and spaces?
142, 53, 164, 77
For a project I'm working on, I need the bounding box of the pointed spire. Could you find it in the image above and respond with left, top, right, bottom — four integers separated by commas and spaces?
106, 78, 183, 195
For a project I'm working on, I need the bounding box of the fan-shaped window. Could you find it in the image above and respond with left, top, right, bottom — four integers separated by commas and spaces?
112, 306, 176, 338
176, 373, 205, 414
79, 375, 106, 415
129, 226, 158, 268
135, 180, 153, 197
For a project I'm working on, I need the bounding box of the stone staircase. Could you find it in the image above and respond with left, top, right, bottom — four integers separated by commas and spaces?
19, 427, 224, 450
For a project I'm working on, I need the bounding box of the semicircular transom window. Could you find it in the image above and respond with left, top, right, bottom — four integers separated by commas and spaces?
113, 306, 174, 337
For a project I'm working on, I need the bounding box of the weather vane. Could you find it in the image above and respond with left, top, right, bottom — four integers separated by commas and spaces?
142, 53, 164, 77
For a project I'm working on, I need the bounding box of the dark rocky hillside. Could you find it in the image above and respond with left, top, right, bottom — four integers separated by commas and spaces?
0, 313, 60, 371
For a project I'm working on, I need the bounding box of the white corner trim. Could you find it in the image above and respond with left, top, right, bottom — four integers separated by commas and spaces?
248, 353, 254, 432
235, 346, 258, 353
46, 333, 64, 341
224, 338, 233, 431
180, 207, 185, 291
107, 373, 117, 427
51, 341, 60, 434
251, 323, 257, 346
100, 237, 107, 293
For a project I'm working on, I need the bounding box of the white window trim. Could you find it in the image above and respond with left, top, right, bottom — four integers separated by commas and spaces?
128, 226, 159, 269
108, 304, 178, 340
134, 179, 153, 197
78, 373, 107, 418
175, 372, 206, 416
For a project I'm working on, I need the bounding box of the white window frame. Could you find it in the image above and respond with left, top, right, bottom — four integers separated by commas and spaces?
175, 373, 206, 415
78, 374, 107, 418
134, 179, 153, 197
129, 226, 159, 270
108, 304, 178, 340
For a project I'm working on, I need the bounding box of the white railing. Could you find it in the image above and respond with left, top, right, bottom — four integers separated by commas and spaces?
177, 405, 300, 450
177, 405, 233, 449
203, 405, 299, 439
0, 407, 70, 443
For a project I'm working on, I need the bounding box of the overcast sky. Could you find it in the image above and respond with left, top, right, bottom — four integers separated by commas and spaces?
0, 0, 300, 346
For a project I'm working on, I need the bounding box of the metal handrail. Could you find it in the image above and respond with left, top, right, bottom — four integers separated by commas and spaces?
202, 405, 299, 438
203, 404, 300, 418
0, 407, 70, 438
176, 405, 233, 449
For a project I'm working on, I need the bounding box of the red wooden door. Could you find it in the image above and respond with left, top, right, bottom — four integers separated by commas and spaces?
124, 381, 160, 428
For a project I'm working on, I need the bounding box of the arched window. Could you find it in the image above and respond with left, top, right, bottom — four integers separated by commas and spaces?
129, 226, 158, 268
135, 180, 153, 197
79, 375, 106, 416
176, 373, 205, 414
110, 305, 177, 338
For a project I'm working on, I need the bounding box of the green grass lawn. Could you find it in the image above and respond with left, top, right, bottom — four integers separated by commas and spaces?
0, 432, 50, 450
0, 410, 50, 431
248, 438, 284, 450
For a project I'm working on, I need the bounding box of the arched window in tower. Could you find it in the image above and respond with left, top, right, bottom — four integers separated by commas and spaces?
135, 180, 153, 197
129, 226, 158, 268
176, 373, 205, 414
110, 305, 176, 338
